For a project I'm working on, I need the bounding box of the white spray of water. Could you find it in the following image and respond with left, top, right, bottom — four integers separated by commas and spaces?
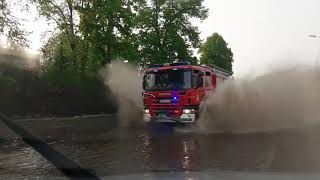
198, 66, 320, 133
101, 61, 144, 126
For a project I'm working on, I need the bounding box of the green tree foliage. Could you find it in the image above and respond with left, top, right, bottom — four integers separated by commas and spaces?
200, 32, 233, 72
38, 32, 117, 115
0, 46, 117, 116
42, 63, 116, 115
0, 0, 29, 46
33, 0, 79, 63
40, 32, 87, 72
36, 0, 140, 71
36, 0, 208, 68
78, 0, 140, 66
0, 75, 17, 112
0, 52, 42, 115
136, 0, 208, 66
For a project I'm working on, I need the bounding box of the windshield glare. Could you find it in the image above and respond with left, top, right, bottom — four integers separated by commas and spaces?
145, 69, 192, 91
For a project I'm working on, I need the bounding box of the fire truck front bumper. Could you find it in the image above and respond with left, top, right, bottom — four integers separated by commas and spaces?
143, 113, 196, 123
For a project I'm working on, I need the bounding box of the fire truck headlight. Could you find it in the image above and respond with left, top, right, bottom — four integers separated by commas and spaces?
144, 109, 150, 114
183, 109, 194, 114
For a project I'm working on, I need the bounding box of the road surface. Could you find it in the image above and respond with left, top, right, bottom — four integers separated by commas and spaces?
2, 115, 320, 179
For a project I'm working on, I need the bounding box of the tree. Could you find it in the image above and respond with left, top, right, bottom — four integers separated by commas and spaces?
200, 33, 233, 72
0, 0, 29, 46
32, 0, 79, 66
136, 0, 208, 66
78, 0, 139, 67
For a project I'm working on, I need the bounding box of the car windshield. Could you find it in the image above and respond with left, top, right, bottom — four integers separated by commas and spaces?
144, 69, 192, 91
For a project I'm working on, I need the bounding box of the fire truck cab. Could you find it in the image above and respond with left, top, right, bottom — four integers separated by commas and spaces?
142, 61, 232, 123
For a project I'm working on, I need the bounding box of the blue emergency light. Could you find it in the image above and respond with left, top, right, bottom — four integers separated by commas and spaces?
170, 61, 190, 66
149, 61, 190, 68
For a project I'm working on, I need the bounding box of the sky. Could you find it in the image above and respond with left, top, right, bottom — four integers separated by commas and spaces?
11, 0, 320, 77
198, 0, 320, 76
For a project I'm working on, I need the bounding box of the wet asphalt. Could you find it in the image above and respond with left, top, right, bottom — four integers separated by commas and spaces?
2, 115, 320, 179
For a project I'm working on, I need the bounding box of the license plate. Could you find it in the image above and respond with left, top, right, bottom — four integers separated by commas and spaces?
158, 114, 167, 118
159, 93, 171, 96
159, 99, 171, 103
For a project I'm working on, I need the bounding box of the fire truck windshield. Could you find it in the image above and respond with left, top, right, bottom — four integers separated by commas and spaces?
144, 69, 192, 91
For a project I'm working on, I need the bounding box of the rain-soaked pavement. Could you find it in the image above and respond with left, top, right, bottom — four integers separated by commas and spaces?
2, 115, 320, 179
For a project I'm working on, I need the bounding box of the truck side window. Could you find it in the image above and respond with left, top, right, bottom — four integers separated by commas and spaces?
192, 70, 199, 88
205, 72, 212, 87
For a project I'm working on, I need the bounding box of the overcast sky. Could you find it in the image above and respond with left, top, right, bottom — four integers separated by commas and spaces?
16, 0, 320, 77
199, 0, 320, 76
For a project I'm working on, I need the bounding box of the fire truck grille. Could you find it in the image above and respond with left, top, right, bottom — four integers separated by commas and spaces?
149, 97, 180, 116
151, 105, 179, 116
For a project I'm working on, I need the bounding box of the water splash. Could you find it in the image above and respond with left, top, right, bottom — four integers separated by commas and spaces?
198, 66, 320, 133
101, 61, 144, 126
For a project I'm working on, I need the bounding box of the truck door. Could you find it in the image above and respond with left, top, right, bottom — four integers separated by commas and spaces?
211, 74, 217, 89
192, 69, 205, 103
204, 71, 214, 99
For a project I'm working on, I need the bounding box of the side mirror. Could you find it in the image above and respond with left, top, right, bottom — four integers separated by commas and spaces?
143, 75, 146, 90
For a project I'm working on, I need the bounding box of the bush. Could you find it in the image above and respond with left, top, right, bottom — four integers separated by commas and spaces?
0, 62, 117, 117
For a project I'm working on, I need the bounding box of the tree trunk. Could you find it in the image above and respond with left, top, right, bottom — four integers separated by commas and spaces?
66, 0, 76, 66
154, 0, 164, 63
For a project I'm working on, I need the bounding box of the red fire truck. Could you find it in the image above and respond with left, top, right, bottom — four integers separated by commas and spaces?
142, 61, 232, 123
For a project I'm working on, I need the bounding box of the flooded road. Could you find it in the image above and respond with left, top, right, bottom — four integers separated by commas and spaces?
0, 120, 66, 179
2, 115, 320, 179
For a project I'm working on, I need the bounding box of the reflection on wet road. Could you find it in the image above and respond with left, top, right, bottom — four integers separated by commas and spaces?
0, 121, 66, 179
2, 115, 320, 178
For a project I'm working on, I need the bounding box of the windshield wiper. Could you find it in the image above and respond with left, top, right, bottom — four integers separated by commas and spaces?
0, 113, 101, 180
